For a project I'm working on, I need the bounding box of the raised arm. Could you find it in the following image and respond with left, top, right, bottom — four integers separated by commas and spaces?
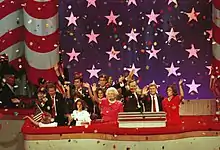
178, 79, 184, 98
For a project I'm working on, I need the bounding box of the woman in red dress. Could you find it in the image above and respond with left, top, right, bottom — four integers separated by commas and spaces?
162, 79, 184, 125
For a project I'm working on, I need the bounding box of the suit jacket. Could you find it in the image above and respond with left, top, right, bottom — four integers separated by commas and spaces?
143, 94, 164, 112
0, 84, 17, 108
120, 86, 144, 112
44, 92, 66, 125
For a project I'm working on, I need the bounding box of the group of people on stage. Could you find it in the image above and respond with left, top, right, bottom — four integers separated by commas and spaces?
0, 63, 184, 127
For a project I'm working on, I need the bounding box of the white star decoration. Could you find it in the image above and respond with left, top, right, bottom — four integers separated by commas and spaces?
146, 9, 160, 25
186, 80, 201, 93
87, 65, 101, 78
66, 48, 80, 62
206, 66, 212, 75
126, 29, 139, 42
86, 0, 97, 8
106, 46, 120, 61
128, 0, 137, 6
165, 28, 179, 43
126, 64, 141, 77
206, 29, 212, 39
65, 12, 79, 26
184, 8, 200, 22
185, 44, 200, 58
86, 30, 100, 43
168, 0, 178, 6
165, 63, 180, 77
105, 11, 119, 25
151, 80, 160, 88
146, 45, 161, 59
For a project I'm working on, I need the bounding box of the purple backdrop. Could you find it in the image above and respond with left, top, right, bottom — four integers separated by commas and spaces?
59, 0, 213, 99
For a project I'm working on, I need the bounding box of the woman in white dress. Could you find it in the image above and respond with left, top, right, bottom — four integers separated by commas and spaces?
67, 99, 91, 126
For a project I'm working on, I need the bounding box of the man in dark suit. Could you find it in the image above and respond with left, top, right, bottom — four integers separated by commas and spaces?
142, 83, 164, 112
0, 74, 20, 108
43, 82, 66, 126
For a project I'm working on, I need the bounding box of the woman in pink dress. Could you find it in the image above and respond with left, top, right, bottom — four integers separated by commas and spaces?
99, 87, 123, 123
162, 79, 184, 125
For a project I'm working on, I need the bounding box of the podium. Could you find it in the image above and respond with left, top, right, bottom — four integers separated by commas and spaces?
118, 112, 166, 128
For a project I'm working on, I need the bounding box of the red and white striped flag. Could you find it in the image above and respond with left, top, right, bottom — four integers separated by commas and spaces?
0, 0, 59, 85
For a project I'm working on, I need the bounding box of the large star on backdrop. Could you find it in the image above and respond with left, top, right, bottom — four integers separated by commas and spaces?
151, 80, 160, 88
126, 64, 141, 77
127, 0, 137, 6
66, 48, 80, 62
186, 80, 201, 93
168, 0, 178, 6
185, 44, 200, 58
184, 8, 200, 22
165, 63, 180, 77
87, 65, 101, 78
86, 30, 100, 43
206, 66, 212, 75
65, 12, 79, 26
146, 45, 161, 59
105, 11, 119, 25
126, 29, 139, 42
146, 9, 160, 25
86, 0, 96, 8
106, 46, 120, 61
165, 28, 179, 43
206, 29, 212, 39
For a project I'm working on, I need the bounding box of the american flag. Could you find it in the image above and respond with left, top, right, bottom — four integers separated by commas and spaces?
60, 0, 214, 99
0, 0, 59, 85
33, 102, 43, 122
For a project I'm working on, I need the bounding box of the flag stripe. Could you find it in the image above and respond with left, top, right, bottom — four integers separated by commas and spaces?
25, 43, 59, 70
0, 26, 24, 52
24, 29, 59, 53
213, 0, 220, 10
23, 10, 58, 36
0, 41, 24, 62
0, 0, 23, 19
23, 0, 58, 19
0, 9, 23, 37
213, 23, 220, 45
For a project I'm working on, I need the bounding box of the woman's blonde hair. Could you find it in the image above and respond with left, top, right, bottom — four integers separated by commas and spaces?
105, 87, 119, 96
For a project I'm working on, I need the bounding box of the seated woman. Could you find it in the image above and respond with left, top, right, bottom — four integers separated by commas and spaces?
162, 79, 184, 125
67, 99, 91, 126
99, 87, 123, 123
23, 112, 58, 127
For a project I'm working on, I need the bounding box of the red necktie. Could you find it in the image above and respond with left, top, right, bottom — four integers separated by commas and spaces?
51, 96, 56, 117
152, 96, 156, 112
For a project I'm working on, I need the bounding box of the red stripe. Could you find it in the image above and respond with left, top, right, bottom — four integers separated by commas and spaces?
24, 29, 59, 53
213, 23, 220, 45
23, 0, 58, 19
24, 59, 58, 85
213, 0, 220, 10
10, 57, 25, 71
0, 26, 24, 52
211, 57, 220, 76
0, 0, 23, 19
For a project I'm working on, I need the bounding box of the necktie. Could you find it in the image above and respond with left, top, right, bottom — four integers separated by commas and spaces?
152, 96, 156, 112
51, 96, 56, 117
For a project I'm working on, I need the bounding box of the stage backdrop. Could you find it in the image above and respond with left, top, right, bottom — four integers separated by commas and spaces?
59, 0, 213, 99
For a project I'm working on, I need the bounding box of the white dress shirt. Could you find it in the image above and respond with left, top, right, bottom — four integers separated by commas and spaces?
150, 94, 159, 112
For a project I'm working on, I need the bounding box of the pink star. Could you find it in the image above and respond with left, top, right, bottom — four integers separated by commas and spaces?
206, 29, 212, 39
106, 46, 120, 61
66, 48, 80, 62
86, 30, 100, 43
126, 64, 141, 77
206, 66, 212, 75
165, 63, 180, 77
126, 29, 139, 42
186, 80, 201, 93
146, 9, 160, 25
146, 45, 161, 59
105, 11, 119, 25
150, 80, 160, 88
86, 0, 96, 7
184, 8, 200, 22
65, 12, 79, 26
168, 0, 178, 5
128, 0, 137, 6
165, 28, 179, 43
87, 65, 101, 78
185, 44, 200, 58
